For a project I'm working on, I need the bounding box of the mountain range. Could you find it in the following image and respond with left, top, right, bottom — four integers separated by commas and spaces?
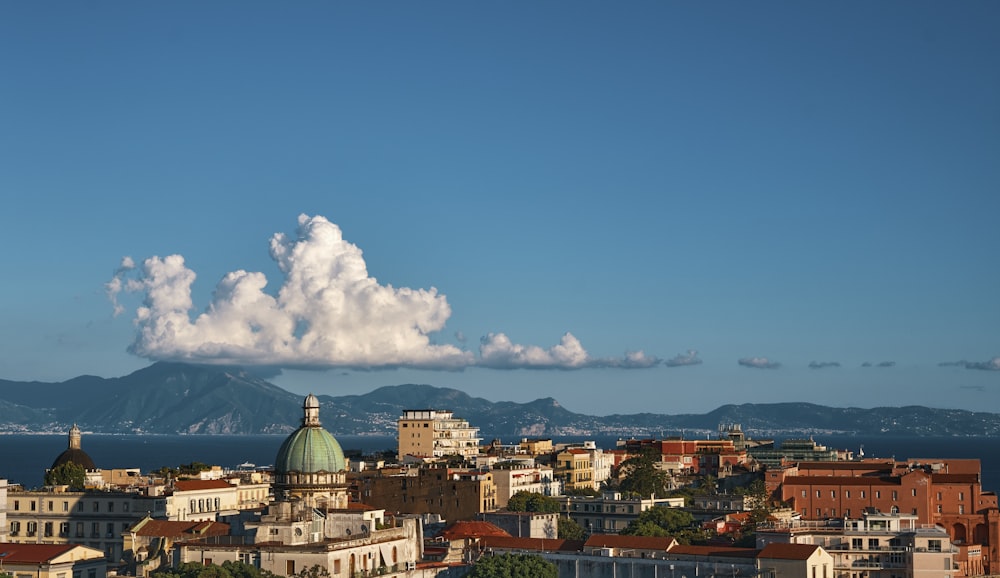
1, 362, 999, 437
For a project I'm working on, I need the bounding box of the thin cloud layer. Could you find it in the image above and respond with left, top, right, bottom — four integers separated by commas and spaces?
940, 357, 1000, 371
665, 350, 703, 367
808, 361, 841, 369
106, 214, 658, 371
739, 357, 781, 369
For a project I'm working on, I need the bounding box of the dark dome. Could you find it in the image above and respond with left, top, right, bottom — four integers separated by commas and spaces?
51, 448, 96, 470
51, 424, 97, 470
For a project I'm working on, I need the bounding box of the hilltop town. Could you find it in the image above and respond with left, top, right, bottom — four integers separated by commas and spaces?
1, 395, 995, 578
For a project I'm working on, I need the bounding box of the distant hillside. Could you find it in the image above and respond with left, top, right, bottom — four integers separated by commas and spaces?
2, 363, 1000, 437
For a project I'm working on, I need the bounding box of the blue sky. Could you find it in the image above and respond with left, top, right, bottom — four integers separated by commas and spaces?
1, 2, 998, 416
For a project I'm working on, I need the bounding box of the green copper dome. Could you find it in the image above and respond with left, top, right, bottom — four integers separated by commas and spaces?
274, 394, 346, 474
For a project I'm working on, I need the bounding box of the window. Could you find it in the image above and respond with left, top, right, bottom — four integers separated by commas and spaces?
960, 505, 965, 514
107, 522, 114, 537
108, 501, 114, 512
816, 490, 821, 498
937, 504, 943, 513
60, 522, 70, 536
937, 492, 942, 500
831, 490, 836, 498
27, 521, 37, 536
846, 491, 851, 498
44, 522, 53, 537
12, 500, 18, 511
928, 540, 942, 552
802, 490, 807, 498
123, 502, 129, 512
63, 501, 69, 511
959, 492, 965, 501
892, 491, 898, 500
76, 522, 84, 537
93, 501, 99, 512
10, 521, 20, 535
30, 501, 36, 511
860, 491, 866, 498
875, 491, 881, 499
48, 501, 54, 510
845, 508, 851, 517
868, 538, 879, 550
816, 508, 821, 517
92, 522, 99, 537
912, 489, 917, 497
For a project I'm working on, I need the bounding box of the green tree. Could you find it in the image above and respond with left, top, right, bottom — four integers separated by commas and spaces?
222, 561, 279, 578
291, 564, 329, 578
557, 516, 586, 540
505, 491, 561, 513
621, 506, 705, 544
44, 462, 86, 489
466, 553, 557, 578
563, 486, 600, 497
617, 448, 670, 498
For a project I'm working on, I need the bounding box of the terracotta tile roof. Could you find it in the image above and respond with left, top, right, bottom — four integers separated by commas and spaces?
174, 479, 235, 491
783, 476, 899, 486
0, 543, 79, 564
437, 521, 511, 540
668, 545, 758, 558
584, 534, 676, 551
481, 536, 579, 552
757, 543, 820, 560
346, 502, 380, 511
932, 474, 980, 484
131, 519, 231, 538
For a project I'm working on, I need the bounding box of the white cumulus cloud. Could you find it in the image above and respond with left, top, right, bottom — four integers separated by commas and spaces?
108, 214, 660, 371
738, 356, 781, 369
479, 332, 660, 369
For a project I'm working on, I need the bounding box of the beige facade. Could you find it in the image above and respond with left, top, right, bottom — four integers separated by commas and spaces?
491, 462, 560, 508
177, 504, 422, 577
397, 409, 481, 459
5, 486, 167, 563
555, 443, 612, 492
559, 491, 685, 534
0, 542, 107, 578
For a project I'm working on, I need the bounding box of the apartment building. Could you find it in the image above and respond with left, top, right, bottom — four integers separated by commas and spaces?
558, 491, 684, 534
778, 459, 1000, 574
555, 442, 612, 492
491, 461, 560, 508
397, 409, 482, 459
757, 511, 963, 577
618, 436, 750, 477
354, 467, 497, 521
5, 487, 167, 563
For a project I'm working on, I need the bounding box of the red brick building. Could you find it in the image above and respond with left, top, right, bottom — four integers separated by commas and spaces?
779, 459, 1000, 572
618, 437, 749, 476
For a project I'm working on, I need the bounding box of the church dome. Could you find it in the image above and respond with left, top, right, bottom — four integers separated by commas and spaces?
51, 424, 97, 471
274, 394, 346, 475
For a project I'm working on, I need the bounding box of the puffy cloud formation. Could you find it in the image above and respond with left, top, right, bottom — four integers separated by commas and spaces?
665, 350, 702, 367
738, 357, 781, 369
107, 214, 658, 371
808, 361, 841, 369
940, 357, 1000, 371
478, 332, 660, 369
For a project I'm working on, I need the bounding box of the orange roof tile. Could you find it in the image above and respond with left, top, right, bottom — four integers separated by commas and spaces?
437, 521, 511, 540
668, 545, 758, 558
757, 543, 820, 560
481, 536, 579, 552
174, 479, 235, 491
0, 543, 79, 564
584, 534, 676, 551
132, 520, 230, 538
